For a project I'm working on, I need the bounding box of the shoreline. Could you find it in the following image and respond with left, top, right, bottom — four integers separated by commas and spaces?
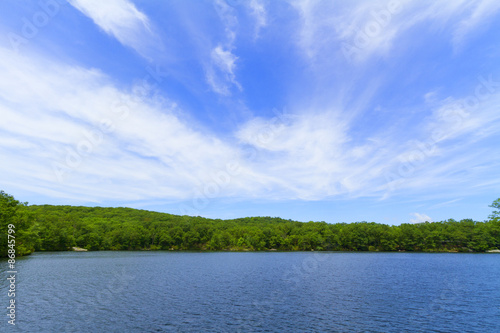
8, 248, 499, 257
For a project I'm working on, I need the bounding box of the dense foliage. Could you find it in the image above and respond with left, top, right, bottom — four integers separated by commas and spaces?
1, 191, 499, 257
0, 191, 37, 257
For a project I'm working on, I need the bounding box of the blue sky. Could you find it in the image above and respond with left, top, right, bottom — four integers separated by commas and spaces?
1, 0, 500, 224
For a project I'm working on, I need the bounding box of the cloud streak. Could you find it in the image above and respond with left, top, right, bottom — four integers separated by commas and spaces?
206, 45, 241, 96
69, 0, 160, 59
0, 46, 242, 202
205, 0, 242, 95
291, 0, 500, 64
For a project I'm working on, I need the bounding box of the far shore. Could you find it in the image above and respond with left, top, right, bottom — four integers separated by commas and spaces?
36, 248, 500, 254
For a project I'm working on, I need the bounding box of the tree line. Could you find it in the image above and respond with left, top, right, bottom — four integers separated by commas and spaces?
1, 191, 499, 257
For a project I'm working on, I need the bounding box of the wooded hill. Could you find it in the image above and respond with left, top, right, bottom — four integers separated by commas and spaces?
1, 191, 499, 257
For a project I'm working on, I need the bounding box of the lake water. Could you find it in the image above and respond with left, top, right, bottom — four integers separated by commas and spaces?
2, 251, 500, 332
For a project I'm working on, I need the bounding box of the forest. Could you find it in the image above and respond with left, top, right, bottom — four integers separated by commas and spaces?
1, 190, 499, 257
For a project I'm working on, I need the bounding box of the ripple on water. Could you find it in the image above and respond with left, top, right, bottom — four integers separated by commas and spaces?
3, 251, 499, 332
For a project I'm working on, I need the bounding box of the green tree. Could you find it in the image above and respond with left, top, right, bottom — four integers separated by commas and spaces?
2, 194, 497, 254
0, 191, 36, 257
489, 198, 500, 220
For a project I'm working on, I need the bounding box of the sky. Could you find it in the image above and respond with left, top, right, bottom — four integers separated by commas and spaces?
0, 0, 499, 225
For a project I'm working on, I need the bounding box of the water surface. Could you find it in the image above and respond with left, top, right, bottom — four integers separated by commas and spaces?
2, 251, 499, 332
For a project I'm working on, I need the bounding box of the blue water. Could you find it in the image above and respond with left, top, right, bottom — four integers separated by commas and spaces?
1, 252, 499, 332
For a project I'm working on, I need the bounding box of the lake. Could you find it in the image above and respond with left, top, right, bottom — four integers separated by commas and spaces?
2, 251, 500, 332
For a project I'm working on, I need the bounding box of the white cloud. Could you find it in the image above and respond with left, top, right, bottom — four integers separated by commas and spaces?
179, 0, 263, 96
206, 45, 241, 96
233, 75, 500, 201
452, 0, 500, 51
291, 0, 500, 64
236, 110, 393, 199
3, 44, 498, 205
249, 0, 267, 38
214, 0, 238, 43
0, 46, 245, 202
205, 0, 242, 95
68, 0, 160, 59
0, 47, 394, 203
410, 212, 432, 223
424, 74, 500, 144
290, 0, 404, 63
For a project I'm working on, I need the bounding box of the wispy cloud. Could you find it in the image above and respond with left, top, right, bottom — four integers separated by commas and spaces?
290, 0, 404, 63
0, 46, 241, 202
68, 0, 161, 59
452, 0, 500, 51
429, 198, 463, 209
205, 0, 242, 95
232, 82, 500, 202
249, 0, 267, 38
206, 45, 241, 96
291, 0, 500, 64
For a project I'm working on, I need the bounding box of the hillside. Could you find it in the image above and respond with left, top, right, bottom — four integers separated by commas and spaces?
1, 191, 500, 256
